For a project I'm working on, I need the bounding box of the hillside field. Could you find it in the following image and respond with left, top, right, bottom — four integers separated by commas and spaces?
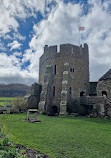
0, 114, 111, 158
0, 97, 16, 106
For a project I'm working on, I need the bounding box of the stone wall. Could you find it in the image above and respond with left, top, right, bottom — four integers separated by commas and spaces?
39, 65, 54, 114
97, 79, 111, 100
80, 96, 111, 118
39, 43, 89, 115
27, 83, 42, 109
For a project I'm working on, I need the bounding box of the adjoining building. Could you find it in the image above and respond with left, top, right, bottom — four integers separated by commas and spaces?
38, 43, 89, 115
97, 69, 111, 100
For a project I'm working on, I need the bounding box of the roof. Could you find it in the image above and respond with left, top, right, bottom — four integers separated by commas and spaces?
99, 69, 111, 81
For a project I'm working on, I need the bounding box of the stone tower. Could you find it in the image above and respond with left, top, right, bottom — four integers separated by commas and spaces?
38, 43, 89, 115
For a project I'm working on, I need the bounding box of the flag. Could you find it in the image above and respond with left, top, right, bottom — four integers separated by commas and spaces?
79, 26, 85, 31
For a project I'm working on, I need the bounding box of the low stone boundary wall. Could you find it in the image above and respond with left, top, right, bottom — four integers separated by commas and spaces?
80, 96, 105, 106
80, 96, 111, 118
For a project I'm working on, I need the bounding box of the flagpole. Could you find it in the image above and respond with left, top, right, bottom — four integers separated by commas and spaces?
78, 26, 85, 47
78, 25, 81, 47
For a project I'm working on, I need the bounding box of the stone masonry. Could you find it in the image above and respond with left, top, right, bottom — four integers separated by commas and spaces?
27, 83, 42, 109
38, 43, 89, 115
97, 69, 111, 100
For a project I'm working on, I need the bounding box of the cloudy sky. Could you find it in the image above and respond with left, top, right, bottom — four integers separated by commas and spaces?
0, 0, 111, 85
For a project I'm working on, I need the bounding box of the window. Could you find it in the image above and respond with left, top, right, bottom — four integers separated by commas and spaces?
80, 91, 84, 96
70, 68, 72, 72
102, 91, 107, 96
54, 65, 56, 75
53, 86, 55, 97
69, 87, 72, 95
70, 68, 74, 72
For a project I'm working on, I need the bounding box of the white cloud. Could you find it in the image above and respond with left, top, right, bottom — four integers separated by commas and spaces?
32, 1, 81, 46
13, 33, 26, 41
13, 52, 22, 57
0, 53, 21, 68
0, 0, 45, 37
82, 0, 111, 81
22, 49, 39, 75
0, 42, 6, 51
26, 0, 111, 82
0, 53, 36, 85
0, 0, 111, 85
8, 40, 22, 50
24, 1, 82, 81
0, 0, 49, 85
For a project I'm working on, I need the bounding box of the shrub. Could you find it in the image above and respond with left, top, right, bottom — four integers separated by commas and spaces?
46, 106, 59, 116
46, 109, 54, 116
0, 148, 17, 158
12, 97, 27, 112
67, 99, 79, 114
77, 106, 87, 116
8, 148, 17, 158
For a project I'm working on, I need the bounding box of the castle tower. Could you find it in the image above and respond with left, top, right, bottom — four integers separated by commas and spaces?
38, 43, 89, 115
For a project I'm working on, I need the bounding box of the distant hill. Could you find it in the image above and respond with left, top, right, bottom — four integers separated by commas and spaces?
0, 83, 30, 97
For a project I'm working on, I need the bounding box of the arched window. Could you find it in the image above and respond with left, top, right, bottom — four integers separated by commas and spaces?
80, 91, 84, 96
102, 91, 107, 96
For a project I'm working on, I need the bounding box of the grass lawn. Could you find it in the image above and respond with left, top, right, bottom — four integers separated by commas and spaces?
0, 97, 16, 106
0, 114, 111, 158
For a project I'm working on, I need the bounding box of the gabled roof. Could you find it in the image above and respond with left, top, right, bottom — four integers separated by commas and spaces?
99, 69, 111, 81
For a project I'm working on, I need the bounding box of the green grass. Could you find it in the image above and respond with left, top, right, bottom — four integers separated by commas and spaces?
0, 114, 111, 158
0, 97, 16, 106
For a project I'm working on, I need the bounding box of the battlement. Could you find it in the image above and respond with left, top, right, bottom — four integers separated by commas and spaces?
44, 45, 57, 54
44, 43, 88, 55
40, 43, 89, 66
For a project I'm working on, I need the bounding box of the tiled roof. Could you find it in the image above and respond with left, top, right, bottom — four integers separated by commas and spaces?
99, 69, 111, 81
